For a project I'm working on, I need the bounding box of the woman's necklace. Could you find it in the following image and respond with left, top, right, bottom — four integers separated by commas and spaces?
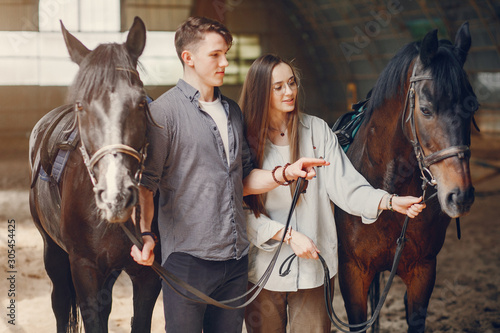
269, 127, 286, 137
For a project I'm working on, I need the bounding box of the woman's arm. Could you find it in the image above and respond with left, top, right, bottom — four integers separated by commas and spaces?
243, 157, 329, 196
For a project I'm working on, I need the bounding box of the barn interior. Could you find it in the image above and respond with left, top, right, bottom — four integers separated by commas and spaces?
0, 1, 499, 332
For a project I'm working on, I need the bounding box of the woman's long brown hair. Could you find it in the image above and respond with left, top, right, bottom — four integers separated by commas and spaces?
239, 54, 301, 218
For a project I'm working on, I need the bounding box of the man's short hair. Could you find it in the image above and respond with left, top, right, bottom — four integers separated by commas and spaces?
175, 16, 233, 64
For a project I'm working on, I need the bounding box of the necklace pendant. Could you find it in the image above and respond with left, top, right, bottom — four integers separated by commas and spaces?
280, 132, 285, 137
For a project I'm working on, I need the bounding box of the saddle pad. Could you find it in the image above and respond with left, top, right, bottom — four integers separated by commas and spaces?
40, 128, 78, 183
332, 102, 367, 152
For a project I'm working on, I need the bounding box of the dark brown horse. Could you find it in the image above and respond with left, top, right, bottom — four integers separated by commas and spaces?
29, 17, 161, 332
335, 22, 477, 333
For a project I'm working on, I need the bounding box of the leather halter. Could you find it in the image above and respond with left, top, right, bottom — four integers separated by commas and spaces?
72, 68, 148, 187
402, 63, 470, 188
78, 139, 147, 187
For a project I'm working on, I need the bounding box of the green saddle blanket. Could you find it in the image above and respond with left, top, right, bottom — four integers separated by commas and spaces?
331, 100, 367, 152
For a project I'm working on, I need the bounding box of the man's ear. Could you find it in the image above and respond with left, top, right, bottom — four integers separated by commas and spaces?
181, 50, 194, 67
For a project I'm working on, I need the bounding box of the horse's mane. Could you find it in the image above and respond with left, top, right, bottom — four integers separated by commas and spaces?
67, 43, 142, 103
365, 42, 418, 115
365, 39, 474, 118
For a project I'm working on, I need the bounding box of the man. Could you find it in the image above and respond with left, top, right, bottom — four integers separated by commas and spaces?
130, 16, 327, 332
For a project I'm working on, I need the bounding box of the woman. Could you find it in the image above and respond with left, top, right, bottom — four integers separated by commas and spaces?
239, 54, 425, 333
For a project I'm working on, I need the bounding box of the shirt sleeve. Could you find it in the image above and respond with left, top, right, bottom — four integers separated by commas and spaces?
140, 98, 171, 193
241, 136, 255, 179
246, 210, 285, 251
319, 119, 388, 224
230, 99, 254, 179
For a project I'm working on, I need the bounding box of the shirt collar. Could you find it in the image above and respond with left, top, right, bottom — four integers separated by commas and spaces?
298, 113, 310, 129
177, 78, 223, 104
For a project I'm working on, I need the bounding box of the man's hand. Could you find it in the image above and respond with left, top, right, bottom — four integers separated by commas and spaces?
130, 187, 156, 266
130, 235, 156, 266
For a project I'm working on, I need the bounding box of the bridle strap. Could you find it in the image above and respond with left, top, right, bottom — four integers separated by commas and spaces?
403, 62, 470, 187
423, 145, 470, 169
410, 75, 433, 82
75, 67, 152, 187
88, 144, 142, 169
116, 67, 141, 78
79, 140, 146, 187
76, 107, 147, 187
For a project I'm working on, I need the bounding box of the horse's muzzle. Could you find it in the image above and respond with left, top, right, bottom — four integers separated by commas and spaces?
95, 184, 138, 223
444, 186, 475, 218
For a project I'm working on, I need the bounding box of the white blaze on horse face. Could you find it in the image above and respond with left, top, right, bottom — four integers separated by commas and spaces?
104, 91, 124, 200
94, 88, 138, 222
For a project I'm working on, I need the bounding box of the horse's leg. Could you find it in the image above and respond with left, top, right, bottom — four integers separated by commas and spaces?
401, 260, 436, 333
30, 193, 79, 333
40, 231, 79, 333
127, 266, 162, 333
102, 270, 121, 323
338, 261, 374, 330
69, 258, 116, 333
368, 272, 381, 333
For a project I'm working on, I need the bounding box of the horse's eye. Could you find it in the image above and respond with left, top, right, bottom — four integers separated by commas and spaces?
75, 102, 84, 112
138, 100, 146, 109
465, 97, 479, 113
420, 106, 432, 116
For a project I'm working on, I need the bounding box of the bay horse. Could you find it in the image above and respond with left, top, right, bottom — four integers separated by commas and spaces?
29, 17, 161, 332
335, 22, 477, 333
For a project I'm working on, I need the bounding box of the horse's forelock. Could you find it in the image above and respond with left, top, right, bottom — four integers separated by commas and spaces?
67, 43, 140, 104
429, 44, 474, 104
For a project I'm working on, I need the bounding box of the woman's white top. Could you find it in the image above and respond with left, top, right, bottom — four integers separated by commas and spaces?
247, 114, 387, 291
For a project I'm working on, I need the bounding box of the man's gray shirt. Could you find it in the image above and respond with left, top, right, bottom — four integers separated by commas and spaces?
141, 79, 254, 263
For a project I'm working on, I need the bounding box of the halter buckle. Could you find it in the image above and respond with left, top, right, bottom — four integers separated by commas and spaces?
421, 167, 437, 187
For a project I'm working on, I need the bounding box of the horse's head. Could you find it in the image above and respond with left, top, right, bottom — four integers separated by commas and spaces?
409, 22, 478, 218
61, 17, 148, 223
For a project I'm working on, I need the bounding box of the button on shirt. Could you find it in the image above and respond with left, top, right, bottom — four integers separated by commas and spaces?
199, 98, 231, 167
247, 114, 387, 291
141, 79, 254, 263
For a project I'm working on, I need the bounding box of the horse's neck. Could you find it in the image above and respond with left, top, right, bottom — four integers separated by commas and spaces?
350, 98, 419, 193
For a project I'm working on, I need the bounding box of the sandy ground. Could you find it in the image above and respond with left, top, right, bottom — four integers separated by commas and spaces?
0, 133, 499, 332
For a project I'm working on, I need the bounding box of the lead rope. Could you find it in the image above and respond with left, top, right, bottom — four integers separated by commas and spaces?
326, 188, 437, 332
120, 177, 307, 309
279, 183, 437, 332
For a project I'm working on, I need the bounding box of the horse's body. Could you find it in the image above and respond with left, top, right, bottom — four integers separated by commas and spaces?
335, 23, 477, 333
29, 17, 161, 332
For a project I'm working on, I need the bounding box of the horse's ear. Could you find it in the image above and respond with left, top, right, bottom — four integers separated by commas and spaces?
60, 20, 91, 65
419, 29, 438, 67
125, 17, 146, 65
454, 22, 471, 66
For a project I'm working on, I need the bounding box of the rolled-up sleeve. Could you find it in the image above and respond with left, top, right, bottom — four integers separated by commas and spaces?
232, 102, 254, 179
241, 137, 255, 179
140, 101, 170, 193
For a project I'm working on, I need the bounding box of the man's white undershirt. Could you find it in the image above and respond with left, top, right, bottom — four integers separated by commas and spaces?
199, 98, 230, 166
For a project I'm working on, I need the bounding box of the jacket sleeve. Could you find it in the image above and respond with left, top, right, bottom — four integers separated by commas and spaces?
318, 119, 387, 224
246, 210, 285, 251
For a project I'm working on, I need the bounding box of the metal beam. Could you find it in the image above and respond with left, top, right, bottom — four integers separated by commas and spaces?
468, 0, 500, 59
